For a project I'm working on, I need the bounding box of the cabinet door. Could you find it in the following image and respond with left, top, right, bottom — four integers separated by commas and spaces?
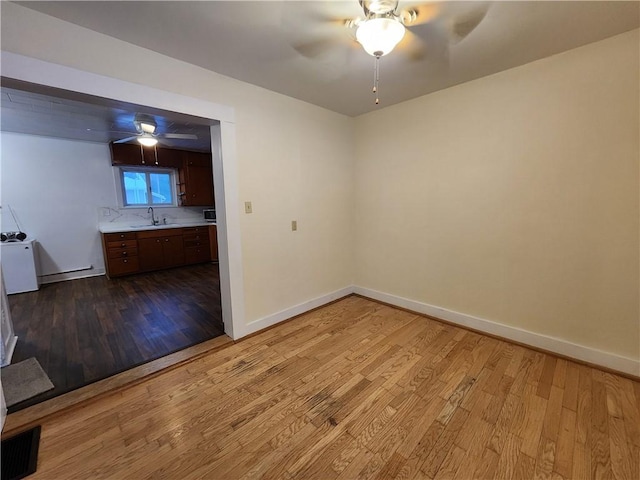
110, 142, 155, 166
181, 152, 214, 206
155, 148, 183, 168
209, 225, 218, 262
161, 236, 185, 267
138, 237, 165, 271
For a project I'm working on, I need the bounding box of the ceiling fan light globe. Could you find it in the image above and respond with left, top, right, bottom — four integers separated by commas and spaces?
137, 134, 158, 147
356, 17, 405, 56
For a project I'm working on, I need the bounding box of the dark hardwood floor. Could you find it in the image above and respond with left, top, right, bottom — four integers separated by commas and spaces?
6, 263, 224, 412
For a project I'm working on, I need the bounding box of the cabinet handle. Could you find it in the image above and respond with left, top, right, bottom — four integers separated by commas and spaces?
120, 234, 125, 238
165, 238, 169, 242
123, 259, 128, 263
121, 243, 126, 247
122, 252, 128, 256
156, 239, 161, 243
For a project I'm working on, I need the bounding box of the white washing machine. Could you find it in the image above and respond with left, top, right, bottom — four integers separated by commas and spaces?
0, 238, 40, 294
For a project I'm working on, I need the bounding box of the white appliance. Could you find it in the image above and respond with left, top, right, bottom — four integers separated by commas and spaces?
0, 238, 40, 294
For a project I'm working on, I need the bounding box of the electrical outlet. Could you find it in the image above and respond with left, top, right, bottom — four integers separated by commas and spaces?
244, 201, 253, 214
291, 220, 297, 231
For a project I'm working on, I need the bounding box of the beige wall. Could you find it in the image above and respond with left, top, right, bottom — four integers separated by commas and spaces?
354, 30, 639, 361
0, 3, 355, 325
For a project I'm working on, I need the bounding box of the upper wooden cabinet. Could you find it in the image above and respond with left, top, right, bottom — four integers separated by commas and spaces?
179, 151, 214, 207
110, 143, 183, 168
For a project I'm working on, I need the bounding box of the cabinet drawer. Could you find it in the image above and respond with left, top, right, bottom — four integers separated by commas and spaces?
108, 257, 140, 276
107, 248, 138, 259
107, 239, 137, 250
104, 232, 136, 242
182, 226, 208, 235
185, 246, 211, 264
183, 232, 209, 242
136, 228, 183, 239
184, 239, 208, 248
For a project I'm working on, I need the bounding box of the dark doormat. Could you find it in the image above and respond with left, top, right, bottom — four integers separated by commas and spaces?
1, 426, 41, 480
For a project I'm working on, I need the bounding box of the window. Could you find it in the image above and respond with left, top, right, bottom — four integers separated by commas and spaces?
120, 167, 176, 206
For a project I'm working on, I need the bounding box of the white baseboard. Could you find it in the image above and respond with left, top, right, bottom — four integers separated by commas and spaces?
236, 286, 354, 339
39, 268, 105, 285
353, 286, 640, 377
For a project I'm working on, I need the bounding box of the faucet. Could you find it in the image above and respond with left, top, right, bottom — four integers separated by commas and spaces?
148, 206, 159, 226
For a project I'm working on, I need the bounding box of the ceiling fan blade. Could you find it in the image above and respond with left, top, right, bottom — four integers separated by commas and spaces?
449, 2, 490, 44
398, 29, 428, 62
401, 2, 442, 26
162, 133, 198, 140
405, 22, 450, 66
113, 136, 138, 144
291, 37, 344, 59
281, 1, 359, 60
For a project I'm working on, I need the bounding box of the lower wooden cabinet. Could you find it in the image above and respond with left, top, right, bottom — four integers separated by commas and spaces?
107, 256, 140, 277
137, 229, 185, 271
102, 225, 218, 278
183, 226, 211, 265
102, 232, 140, 277
209, 225, 218, 262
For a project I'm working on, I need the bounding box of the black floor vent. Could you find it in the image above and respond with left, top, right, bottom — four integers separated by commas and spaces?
1, 426, 41, 480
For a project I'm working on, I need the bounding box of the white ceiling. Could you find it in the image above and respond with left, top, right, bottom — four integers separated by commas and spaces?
16, 0, 640, 117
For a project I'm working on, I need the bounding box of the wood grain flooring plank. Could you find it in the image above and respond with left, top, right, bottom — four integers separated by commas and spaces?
591, 377, 613, 479
513, 452, 536, 480
494, 432, 522, 480
421, 407, 470, 478
553, 407, 576, 479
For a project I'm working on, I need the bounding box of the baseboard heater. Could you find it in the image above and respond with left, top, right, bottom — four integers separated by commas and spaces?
39, 265, 93, 277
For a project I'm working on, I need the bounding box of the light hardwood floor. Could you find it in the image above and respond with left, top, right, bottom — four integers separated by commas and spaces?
21, 296, 640, 479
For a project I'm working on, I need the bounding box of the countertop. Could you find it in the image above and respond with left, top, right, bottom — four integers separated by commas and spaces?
99, 221, 216, 234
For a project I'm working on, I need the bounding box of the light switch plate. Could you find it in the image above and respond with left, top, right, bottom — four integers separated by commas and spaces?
244, 201, 253, 214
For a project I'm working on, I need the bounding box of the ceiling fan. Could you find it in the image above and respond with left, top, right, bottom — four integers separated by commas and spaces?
114, 113, 198, 147
286, 0, 489, 103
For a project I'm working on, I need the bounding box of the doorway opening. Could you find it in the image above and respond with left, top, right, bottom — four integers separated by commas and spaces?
0, 60, 243, 412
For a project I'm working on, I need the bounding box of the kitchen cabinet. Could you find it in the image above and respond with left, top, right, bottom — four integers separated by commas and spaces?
183, 226, 211, 264
110, 143, 183, 168
102, 232, 140, 277
179, 152, 214, 207
102, 225, 217, 278
209, 225, 218, 262
137, 228, 185, 271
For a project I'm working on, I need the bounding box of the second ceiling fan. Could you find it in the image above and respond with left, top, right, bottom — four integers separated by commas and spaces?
114, 113, 198, 147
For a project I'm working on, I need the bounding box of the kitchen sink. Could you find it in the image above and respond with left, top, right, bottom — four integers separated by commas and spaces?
129, 223, 177, 230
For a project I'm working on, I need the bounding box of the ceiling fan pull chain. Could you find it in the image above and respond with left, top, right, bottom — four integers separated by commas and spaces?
373, 56, 377, 93
154, 145, 159, 165
140, 143, 145, 164
374, 54, 380, 105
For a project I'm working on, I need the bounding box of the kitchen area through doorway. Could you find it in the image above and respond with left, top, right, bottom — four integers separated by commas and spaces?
1, 82, 226, 412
